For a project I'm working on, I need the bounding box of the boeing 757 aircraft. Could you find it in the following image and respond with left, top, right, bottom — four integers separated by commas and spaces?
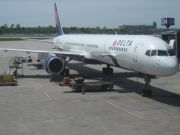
0, 3, 179, 97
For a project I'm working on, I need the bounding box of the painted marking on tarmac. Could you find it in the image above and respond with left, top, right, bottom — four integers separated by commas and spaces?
96, 95, 147, 121
43, 91, 52, 100
101, 93, 180, 121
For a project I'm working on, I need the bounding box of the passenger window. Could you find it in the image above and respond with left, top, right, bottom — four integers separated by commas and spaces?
151, 50, 156, 56
145, 50, 151, 56
158, 50, 168, 56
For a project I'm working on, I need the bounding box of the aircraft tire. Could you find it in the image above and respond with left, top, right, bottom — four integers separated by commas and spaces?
142, 89, 147, 97
102, 67, 106, 74
102, 67, 113, 74
109, 68, 113, 74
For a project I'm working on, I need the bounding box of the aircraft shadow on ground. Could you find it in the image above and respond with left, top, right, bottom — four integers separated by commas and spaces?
68, 63, 180, 107
64, 89, 115, 93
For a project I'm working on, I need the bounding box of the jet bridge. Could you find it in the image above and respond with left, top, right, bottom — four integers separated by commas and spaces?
161, 30, 180, 62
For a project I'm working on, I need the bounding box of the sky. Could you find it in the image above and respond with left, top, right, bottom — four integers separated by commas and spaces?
0, 0, 180, 28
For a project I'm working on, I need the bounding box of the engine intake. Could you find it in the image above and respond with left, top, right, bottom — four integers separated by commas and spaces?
44, 55, 64, 75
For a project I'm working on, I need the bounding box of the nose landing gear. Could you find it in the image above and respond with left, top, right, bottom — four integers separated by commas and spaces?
142, 76, 152, 97
137, 74, 153, 97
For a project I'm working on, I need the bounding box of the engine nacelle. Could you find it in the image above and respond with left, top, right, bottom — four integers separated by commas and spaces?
44, 55, 64, 75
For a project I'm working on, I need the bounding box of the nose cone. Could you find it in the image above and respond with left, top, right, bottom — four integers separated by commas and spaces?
159, 57, 179, 76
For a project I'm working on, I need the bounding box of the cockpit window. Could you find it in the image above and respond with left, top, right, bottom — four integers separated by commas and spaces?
168, 49, 175, 56
145, 50, 151, 56
151, 50, 156, 56
158, 50, 168, 56
145, 49, 174, 57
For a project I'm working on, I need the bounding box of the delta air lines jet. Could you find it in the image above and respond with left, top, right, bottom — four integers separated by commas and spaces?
0, 3, 179, 97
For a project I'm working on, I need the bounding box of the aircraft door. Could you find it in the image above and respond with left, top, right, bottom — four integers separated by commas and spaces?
103, 40, 108, 54
132, 45, 140, 71
101, 40, 115, 66
103, 39, 111, 56
133, 46, 138, 63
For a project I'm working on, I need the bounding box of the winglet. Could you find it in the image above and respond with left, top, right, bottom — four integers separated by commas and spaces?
54, 2, 64, 36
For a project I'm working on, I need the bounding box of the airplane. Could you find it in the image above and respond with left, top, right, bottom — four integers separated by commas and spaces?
0, 3, 179, 97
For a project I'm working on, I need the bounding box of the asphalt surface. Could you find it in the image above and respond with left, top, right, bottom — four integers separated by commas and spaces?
0, 40, 180, 135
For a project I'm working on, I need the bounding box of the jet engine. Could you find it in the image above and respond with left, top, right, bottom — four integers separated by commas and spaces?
44, 55, 64, 75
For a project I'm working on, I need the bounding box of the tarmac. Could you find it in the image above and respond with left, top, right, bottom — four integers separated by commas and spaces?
0, 40, 180, 135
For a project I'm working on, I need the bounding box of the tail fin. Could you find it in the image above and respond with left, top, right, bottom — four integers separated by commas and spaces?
54, 2, 64, 36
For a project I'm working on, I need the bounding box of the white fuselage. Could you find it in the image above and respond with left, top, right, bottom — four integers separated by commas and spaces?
53, 34, 179, 76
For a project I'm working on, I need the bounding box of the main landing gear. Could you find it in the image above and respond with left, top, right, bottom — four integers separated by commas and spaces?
61, 57, 70, 76
102, 65, 113, 74
61, 68, 70, 76
141, 75, 152, 97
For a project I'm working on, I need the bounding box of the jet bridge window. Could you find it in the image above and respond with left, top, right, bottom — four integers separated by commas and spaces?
167, 49, 175, 56
158, 50, 168, 56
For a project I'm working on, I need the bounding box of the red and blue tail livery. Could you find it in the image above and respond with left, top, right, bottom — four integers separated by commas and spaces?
54, 2, 63, 36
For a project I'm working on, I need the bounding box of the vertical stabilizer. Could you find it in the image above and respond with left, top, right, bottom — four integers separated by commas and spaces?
54, 3, 64, 36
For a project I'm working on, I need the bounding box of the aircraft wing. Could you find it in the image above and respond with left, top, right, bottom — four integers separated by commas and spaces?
27, 62, 44, 69
0, 48, 84, 57
26, 38, 54, 44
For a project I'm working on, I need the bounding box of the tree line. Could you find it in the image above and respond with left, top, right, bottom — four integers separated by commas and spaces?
0, 24, 55, 35
0, 24, 157, 35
